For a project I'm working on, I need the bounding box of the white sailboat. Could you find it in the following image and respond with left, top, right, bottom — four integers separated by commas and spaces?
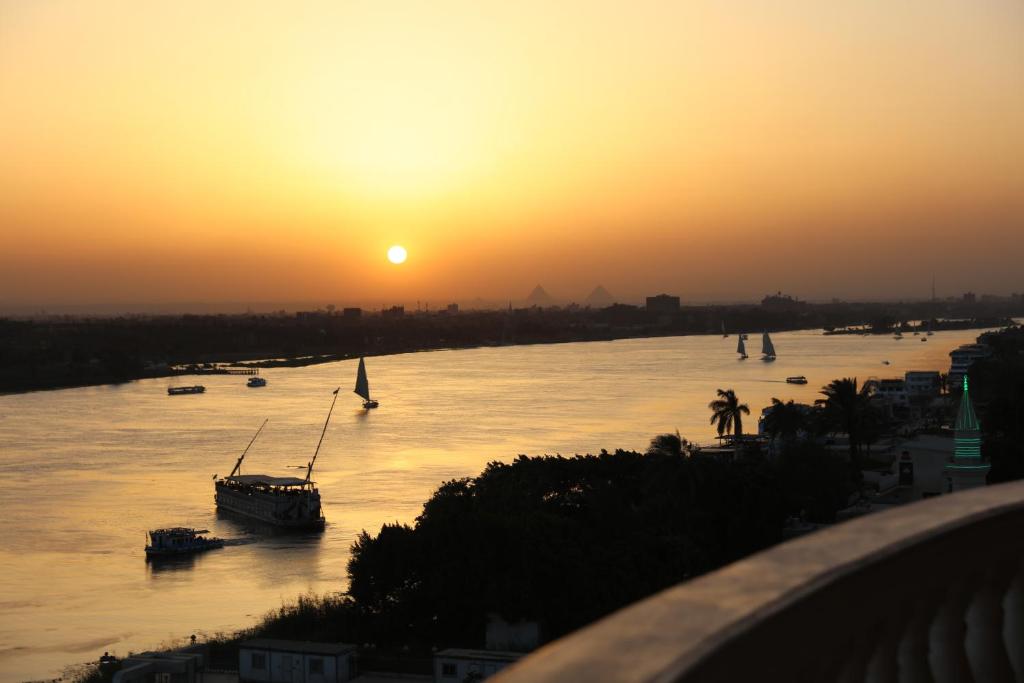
761, 332, 776, 361
737, 336, 748, 359
354, 357, 379, 409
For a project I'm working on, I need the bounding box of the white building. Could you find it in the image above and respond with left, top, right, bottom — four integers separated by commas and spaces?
948, 344, 991, 388
434, 649, 522, 682
904, 371, 941, 397
239, 639, 356, 683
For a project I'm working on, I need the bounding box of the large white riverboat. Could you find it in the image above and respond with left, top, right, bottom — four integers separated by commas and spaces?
214, 389, 340, 531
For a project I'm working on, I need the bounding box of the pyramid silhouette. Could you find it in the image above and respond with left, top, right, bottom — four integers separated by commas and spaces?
525, 285, 554, 306
585, 285, 615, 306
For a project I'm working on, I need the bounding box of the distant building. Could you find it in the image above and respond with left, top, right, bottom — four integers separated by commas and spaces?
434, 649, 522, 682
645, 294, 680, 314
948, 343, 991, 388
944, 377, 988, 492
446, 303, 460, 314
112, 651, 204, 683
760, 292, 806, 311
342, 307, 362, 319
904, 371, 941, 397
962, 291, 977, 303
382, 305, 405, 318
239, 639, 356, 683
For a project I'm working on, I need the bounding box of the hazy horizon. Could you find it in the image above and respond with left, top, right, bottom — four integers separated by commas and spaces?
2, 1, 1022, 308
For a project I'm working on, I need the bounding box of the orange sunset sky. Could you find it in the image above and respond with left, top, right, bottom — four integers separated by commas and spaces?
1, 1, 1022, 311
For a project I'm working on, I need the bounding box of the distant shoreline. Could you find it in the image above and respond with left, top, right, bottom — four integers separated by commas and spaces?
0, 315, 1010, 397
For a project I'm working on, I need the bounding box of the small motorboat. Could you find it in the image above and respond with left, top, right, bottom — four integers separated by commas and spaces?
785, 376, 808, 385
921, 337, 927, 342
247, 376, 267, 388
145, 528, 223, 557
168, 385, 205, 395
882, 360, 891, 365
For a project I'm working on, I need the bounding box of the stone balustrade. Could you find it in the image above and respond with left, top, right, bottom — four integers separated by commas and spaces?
495, 480, 1024, 683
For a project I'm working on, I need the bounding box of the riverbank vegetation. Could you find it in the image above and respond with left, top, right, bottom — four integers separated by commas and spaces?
3, 297, 1019, 393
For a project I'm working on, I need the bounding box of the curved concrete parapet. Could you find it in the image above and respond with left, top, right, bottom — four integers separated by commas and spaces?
495, 481, 1024, 683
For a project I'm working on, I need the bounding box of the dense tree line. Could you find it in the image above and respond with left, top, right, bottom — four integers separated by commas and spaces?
970, 326, 1024, 482
2, 298, 1018, 392
345, 439, 855, 651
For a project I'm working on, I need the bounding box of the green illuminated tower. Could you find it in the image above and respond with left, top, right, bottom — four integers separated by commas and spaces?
944, 376, 989, 491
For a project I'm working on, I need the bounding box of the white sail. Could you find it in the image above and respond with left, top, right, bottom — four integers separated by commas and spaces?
762, 332, 776, 357
354, 357, 371, 400
737, 337, 746, 355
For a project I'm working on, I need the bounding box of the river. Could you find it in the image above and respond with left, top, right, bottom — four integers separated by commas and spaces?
0, 327, 988, 681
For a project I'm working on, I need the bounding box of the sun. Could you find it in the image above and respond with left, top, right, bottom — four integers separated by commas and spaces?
387, 245, 408, 265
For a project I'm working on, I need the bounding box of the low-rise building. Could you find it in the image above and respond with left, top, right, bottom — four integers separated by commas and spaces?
904, 371, 941, 397
112, 651, 204, 683
433, 649, 522, 682
239, 639, 356, 683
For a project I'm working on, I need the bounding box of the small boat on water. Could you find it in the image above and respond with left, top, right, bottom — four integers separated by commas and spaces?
145, 528, 223, 557
786, 376, 808, 385
737, 336, 748, 360
921, 337, 928, 342
355, 357, 378, 409
168, 386, 205, 395
761, 332, 776, 362
247, 376, 267, 388
722, 322, 728, 338
894, 332, 903, 339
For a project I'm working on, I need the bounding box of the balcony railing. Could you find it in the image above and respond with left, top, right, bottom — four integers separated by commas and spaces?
495, 480, 1024, 683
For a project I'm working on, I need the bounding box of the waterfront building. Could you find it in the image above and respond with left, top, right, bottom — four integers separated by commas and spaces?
904, 370, 941, 397
112, 651, 205, 683
342, 307, 362, 319
239, 639, 356, 683
948, 343, 991, 388
434, 649, 522, 681
943, 376, 989, 492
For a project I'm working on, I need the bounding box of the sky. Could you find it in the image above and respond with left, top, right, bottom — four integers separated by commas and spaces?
1, 0, 1022, 311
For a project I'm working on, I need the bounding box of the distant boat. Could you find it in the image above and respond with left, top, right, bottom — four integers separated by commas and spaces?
737, 336, 748, 360
894, 331, 903, 339
882, 360, 891, 365
145, 528, 223, 557
761, 332, 776, 361
921, 337, 927, 342
927, 322, 934, 336
247, 376, 267, 388
786, 376, 808, 385
168, 385, 205, 395
355, 357, 379, 409
722, 322, 728, 338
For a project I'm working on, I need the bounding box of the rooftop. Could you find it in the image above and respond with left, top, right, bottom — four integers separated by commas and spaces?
240, 639, 356, 655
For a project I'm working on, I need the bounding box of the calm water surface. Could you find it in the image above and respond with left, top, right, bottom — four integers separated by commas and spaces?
0, 328, 989, 681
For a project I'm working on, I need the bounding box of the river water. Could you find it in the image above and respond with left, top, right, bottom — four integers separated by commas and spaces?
0, 328, 988, 681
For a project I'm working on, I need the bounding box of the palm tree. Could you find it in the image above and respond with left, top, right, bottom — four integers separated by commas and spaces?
647, 430, 690, 457
817, 377, 868, 463
762, 398, 806, 444
709, 389, 750, 439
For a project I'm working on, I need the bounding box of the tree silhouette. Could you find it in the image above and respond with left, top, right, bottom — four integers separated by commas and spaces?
709, 389, 750, 438
762, 398, 807, 444
817, 378, 869, 465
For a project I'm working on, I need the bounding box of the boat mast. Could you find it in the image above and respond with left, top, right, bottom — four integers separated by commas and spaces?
306, 388, 340, 483
229, 418, 268, 478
